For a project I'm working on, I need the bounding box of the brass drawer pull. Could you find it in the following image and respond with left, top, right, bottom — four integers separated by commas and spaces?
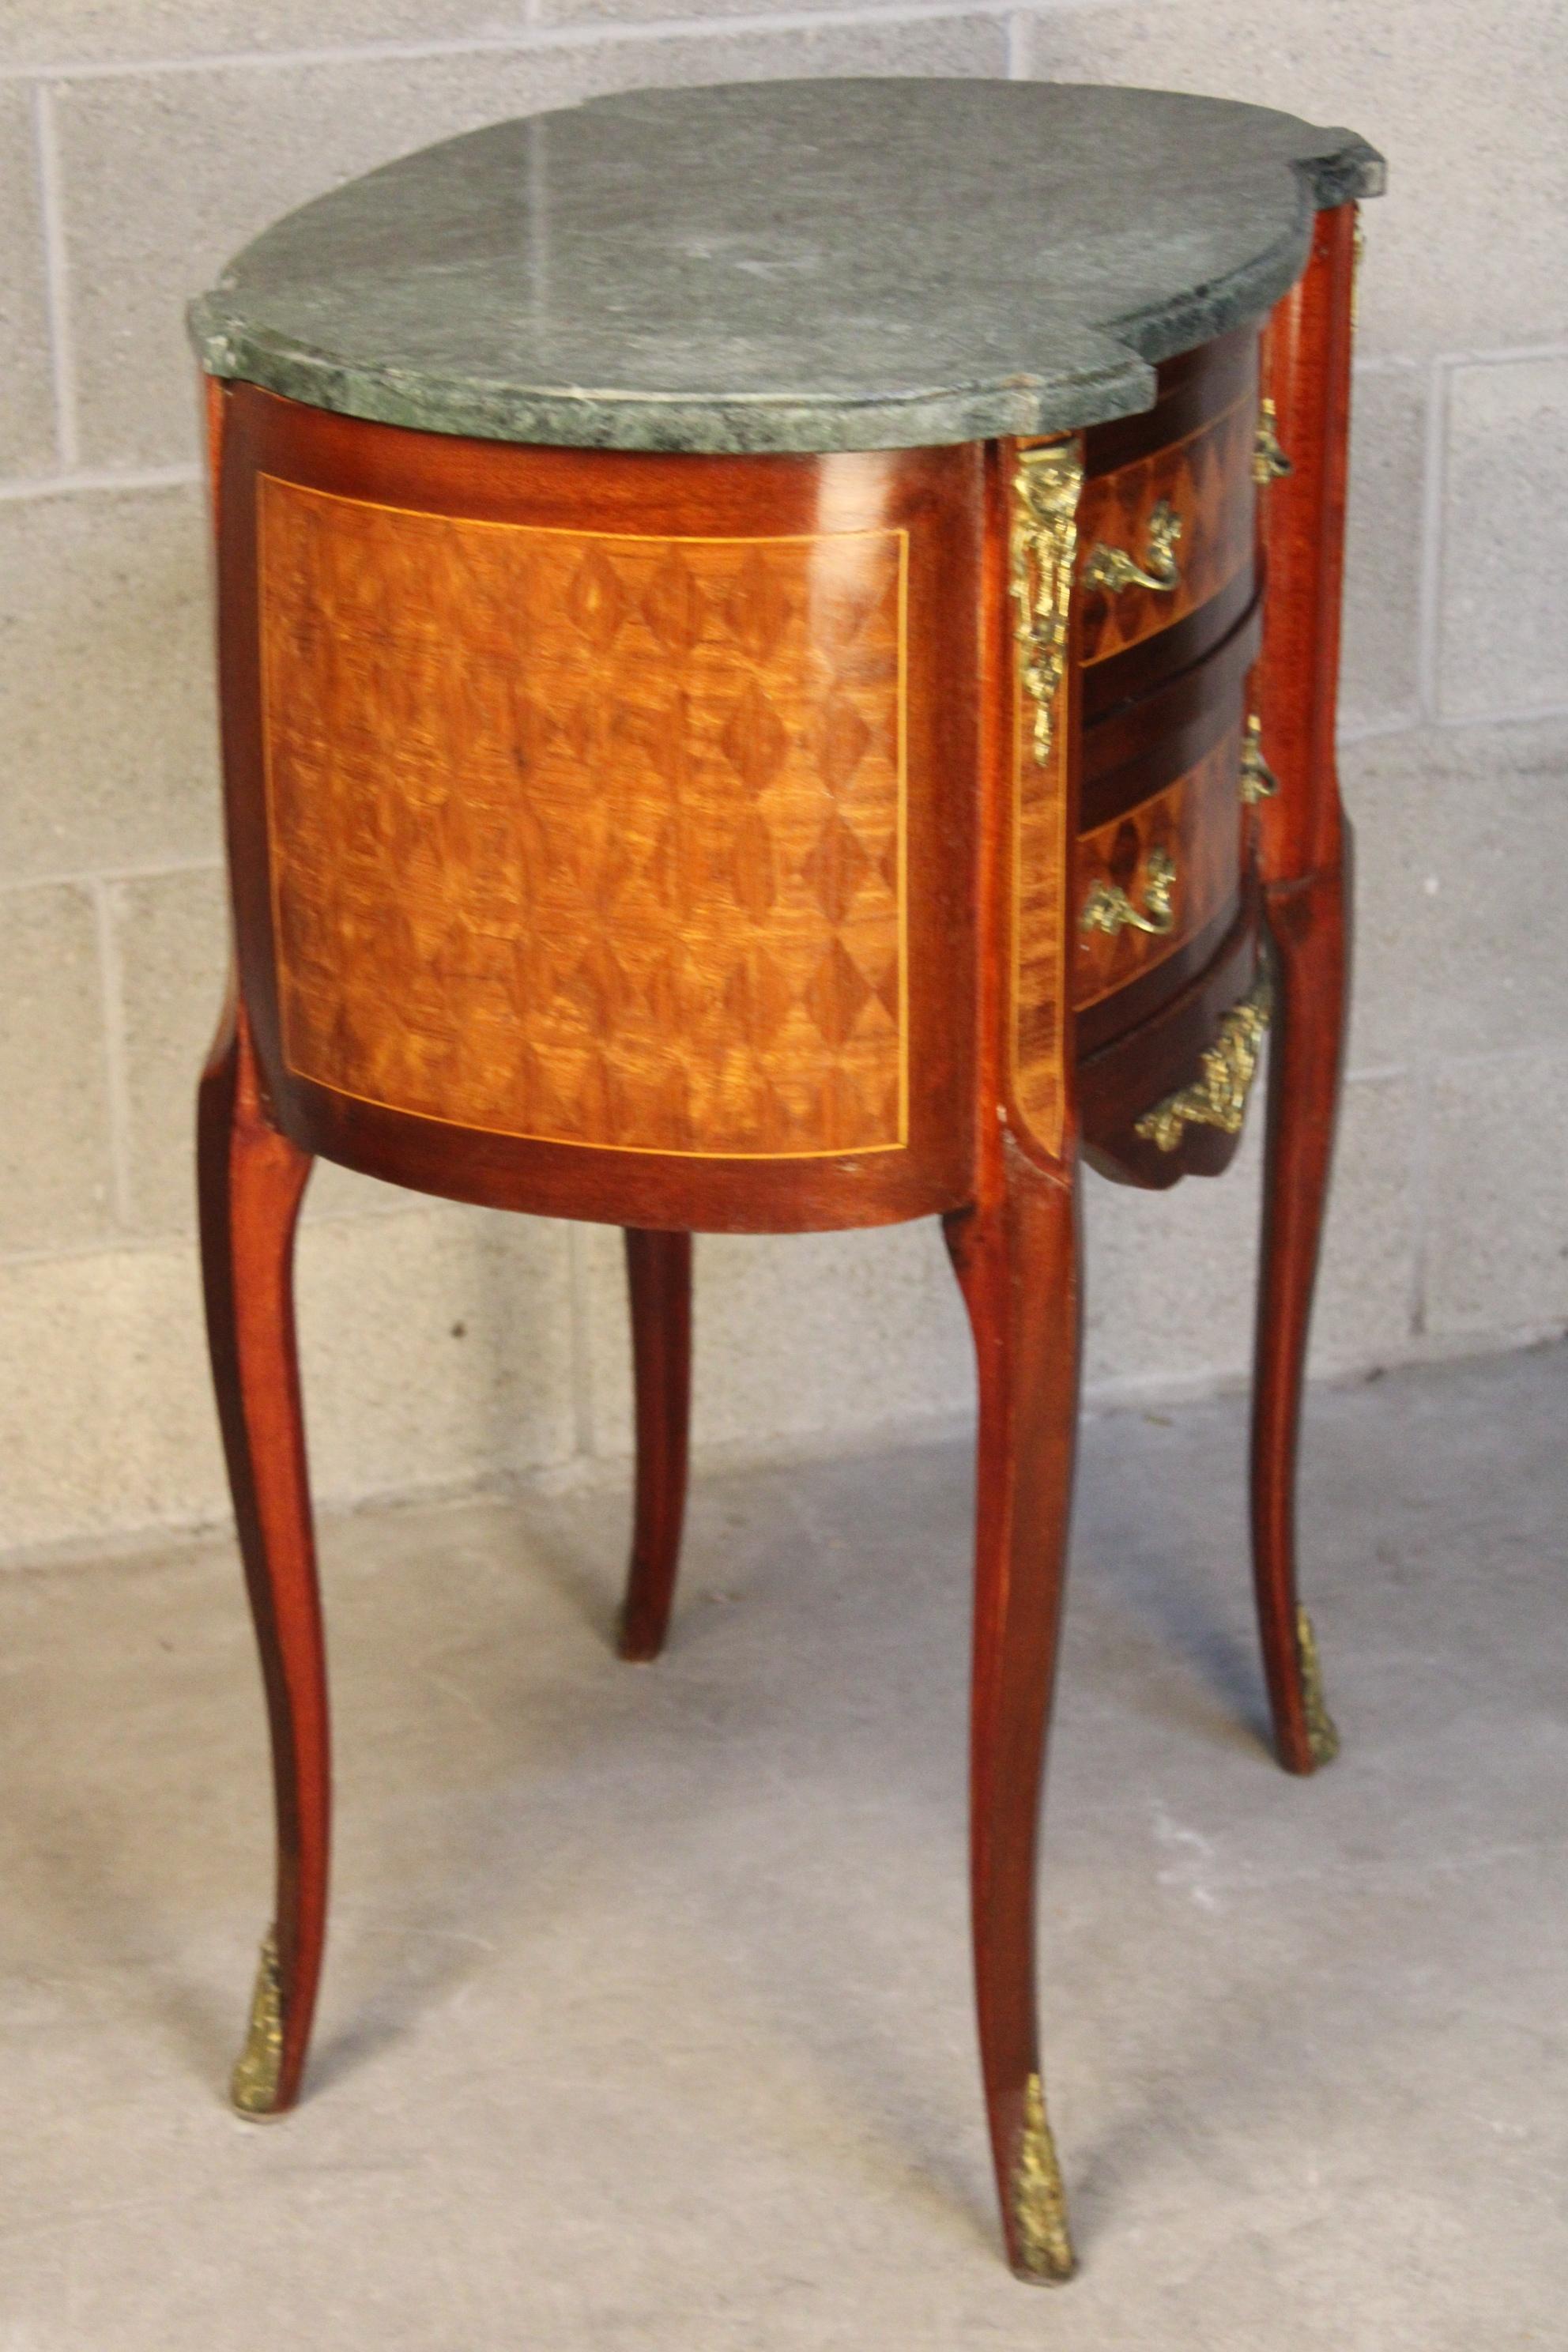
1080, 846, 1177, 937
1081, 499, 1182, 596
1252, 398, 1292, 484
1239, 713, 1279, 804
1134, 975, 1272, 1152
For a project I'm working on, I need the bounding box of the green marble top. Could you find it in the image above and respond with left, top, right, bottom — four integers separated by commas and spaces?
189, 79, 1382, 454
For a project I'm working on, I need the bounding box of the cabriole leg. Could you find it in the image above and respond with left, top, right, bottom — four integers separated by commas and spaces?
945, 1146, 1081, 2282
198, 995, 327, 2113
617, 1229, 693, 1663
1251, 854, 1351, 1773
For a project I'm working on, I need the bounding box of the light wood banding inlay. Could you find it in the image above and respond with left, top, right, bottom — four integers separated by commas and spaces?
258, 477, 907, 1158
1011, 698, 1072, 1158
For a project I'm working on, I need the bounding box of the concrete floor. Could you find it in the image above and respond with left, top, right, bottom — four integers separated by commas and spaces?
2, 1344, 1564, 2348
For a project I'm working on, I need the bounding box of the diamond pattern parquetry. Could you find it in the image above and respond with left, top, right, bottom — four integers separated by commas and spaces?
1077, 395, 1256, 664
258, 480, 907, 1157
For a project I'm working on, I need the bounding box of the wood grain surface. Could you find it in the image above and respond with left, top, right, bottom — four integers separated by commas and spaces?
1078, 893, 1263, 1189
1250, 202, 1359, 1774
1008, 465, 1078, 1164
258, 477, 907, 1159
1077, 390, 1256, 665
616, 1227, 693, 1663
1072, 729, 1242, 1009
197, 988, 326, 2118
1254, 211, 1355, 887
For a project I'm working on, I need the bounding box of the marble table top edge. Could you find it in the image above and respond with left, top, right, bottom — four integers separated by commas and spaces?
188, 307, 1165, 454
188, 81, 1385, 457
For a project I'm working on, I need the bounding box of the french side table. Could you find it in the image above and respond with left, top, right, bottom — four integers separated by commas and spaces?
190, 80, 1383, 2282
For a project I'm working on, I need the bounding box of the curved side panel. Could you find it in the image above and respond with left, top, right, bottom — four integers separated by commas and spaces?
258, 474, 909, 1160
215, 388, 981, 1231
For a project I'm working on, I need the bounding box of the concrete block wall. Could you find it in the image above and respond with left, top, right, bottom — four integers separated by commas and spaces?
2, 1, 1564, 1556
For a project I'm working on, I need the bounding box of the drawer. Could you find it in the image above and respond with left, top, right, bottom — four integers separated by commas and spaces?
1080, 588, 1261, 834
1072, 725, 1245, 1018
1077, 326, 1260, 718
1072, 566, 1268, 1054
1078, 894, 1265, 1193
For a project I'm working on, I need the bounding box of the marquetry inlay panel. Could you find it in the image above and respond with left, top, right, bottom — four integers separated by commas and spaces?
1078, 397, 1255, 665
258, 478, 908, 1157
1072, 729, 1242, 1008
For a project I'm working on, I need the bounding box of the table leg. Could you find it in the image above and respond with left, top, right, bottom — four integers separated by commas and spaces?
944, 1144, 1080, 2282
617, 1229, 693, 1662
198, 993, 328, 2114
1250, 850, 1351, 1773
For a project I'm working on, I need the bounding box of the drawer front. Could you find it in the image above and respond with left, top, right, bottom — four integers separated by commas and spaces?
1078, 896, 1265, 1193
1078, 394, 1256, 669
1072, 725, 1244, 1013
1080, 590, 1261, 834
1076, 326, 1260, 711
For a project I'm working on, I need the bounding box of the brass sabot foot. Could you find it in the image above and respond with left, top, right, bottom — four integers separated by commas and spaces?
1296, 1607, 1341, 1768
1012, 2073, 1077, 2284
231, 1930, 286, 2118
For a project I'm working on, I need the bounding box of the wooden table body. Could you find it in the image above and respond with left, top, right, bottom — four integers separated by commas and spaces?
199, 205, 1357, 2279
